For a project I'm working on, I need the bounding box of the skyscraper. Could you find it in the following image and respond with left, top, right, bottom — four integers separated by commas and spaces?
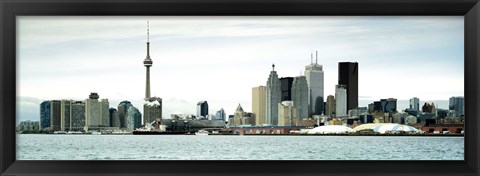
144, 21, 153, 100
326, 95, 336, 117
449, 96, 464, 117
335, 85, 347, 116
109, 108, 120, 127
118, 101, 133, 129
40, 101, 51, 130
338, 62, 358, 112
196, 101, 209, 118
409, 97, 420, 111
280, 77, 294, 101
252, 86, 267, 126
266, 64, 281, 126
291, 76, 308, 120
215, 108, 226, 121
126, 106, 142, 131
304, 51, 324, 117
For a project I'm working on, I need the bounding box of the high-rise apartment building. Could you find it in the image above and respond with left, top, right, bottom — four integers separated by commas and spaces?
280, 77, 294, 101
70, 101, 85, 131
50, 100, 62, 131
196, 101, 208, 118
60, 100, 72, 131
338, 62, 358, 111
266, 64, 281, 126
326, 95, 336, 117
252, 86, 267, 126
85, 93, 109, 131
305, 51, 324, 116
449, 96, 465, 117
335, 85, 347, 116
291, 76, 308, 120
409, 97, 420, 111
40, 101, 51, 130
100, 99, 110, 127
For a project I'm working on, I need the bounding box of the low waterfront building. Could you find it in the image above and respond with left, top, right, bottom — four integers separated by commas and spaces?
162, 119, 225, 132
392, 112, 408, 124
404, 115, 417, 125
17, 120, 40, 133
421, 124, 464, 134
230, 104, 255, 126
348, 107, 368, 118
227, 126, 301, 135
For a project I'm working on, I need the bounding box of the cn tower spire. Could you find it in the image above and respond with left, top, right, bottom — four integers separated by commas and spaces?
144, 21, 153, 100
146, 21, 151, 59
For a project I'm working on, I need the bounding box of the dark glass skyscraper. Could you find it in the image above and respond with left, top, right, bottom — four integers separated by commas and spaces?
40, 101, 51, 130
280, 77, 294, 101
338, 62, 358, 111
196, 101, 209, 118
118, 101, 133, 129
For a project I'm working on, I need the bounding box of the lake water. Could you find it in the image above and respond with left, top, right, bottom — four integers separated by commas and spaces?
16, 134, 464, 160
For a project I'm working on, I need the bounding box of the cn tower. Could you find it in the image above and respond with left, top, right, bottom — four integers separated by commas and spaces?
144, 21, 153, 100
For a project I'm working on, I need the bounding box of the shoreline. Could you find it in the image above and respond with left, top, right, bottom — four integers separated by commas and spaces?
16, 133, 464, 137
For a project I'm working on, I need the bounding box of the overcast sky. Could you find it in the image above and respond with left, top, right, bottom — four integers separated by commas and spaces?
16, 16, 464, 123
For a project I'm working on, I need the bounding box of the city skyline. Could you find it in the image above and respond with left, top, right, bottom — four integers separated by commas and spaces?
17, 16, 464, 122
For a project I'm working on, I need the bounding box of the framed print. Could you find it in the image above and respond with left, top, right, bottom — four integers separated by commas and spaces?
1, 0, 479, 176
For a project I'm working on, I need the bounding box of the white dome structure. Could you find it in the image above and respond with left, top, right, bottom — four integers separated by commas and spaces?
372, 124, 418, 134
306, 125, 356, 134
353, 123, 395, 131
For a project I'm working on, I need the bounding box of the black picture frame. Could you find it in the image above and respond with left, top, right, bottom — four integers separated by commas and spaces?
1, 0, 479, 175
